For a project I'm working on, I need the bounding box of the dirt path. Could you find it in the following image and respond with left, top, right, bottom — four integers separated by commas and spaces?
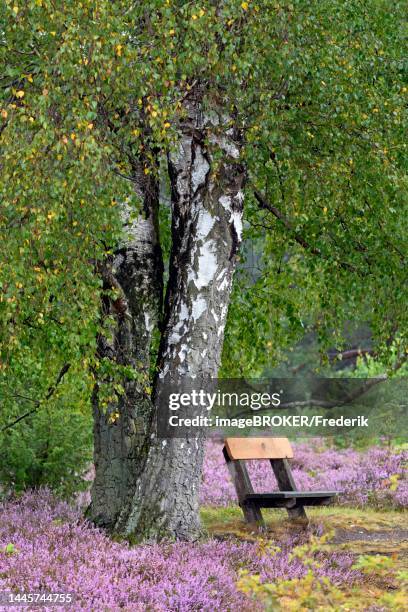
333, 527, 408, 544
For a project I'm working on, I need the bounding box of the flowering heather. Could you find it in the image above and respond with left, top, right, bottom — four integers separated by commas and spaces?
200, 441, 408, 509
0, 490, 359, 611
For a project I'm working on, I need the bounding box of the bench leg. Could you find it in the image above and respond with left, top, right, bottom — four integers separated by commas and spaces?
290, 504, 308, 520
223, 447, 264, 527
242, 500, 264, 525
270, 458, 308, 521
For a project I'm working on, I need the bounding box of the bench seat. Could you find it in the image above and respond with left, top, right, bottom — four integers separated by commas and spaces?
243, 491, 339, 508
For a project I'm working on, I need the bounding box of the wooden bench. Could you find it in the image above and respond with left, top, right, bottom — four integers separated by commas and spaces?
223, 437, 339, 526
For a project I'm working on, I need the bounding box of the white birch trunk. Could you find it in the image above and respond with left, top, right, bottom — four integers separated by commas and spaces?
114, 96, 245, 540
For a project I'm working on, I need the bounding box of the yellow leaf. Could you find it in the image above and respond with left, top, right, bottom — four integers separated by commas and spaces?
15, 90, 25, 98
241, 1, 249, 10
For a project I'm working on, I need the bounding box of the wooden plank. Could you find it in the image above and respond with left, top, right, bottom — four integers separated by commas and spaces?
245, 491, 339, 499
270, 458, 307, 520
243, 494, 336, 508
222, 446, 264, 526
224, 437, 293, 460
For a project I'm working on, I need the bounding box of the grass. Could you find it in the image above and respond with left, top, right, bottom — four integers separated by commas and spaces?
201, 504, 407, 535
201, 505, 408, 556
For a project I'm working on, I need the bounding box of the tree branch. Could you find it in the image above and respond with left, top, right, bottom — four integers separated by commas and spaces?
253, 189, 321, 255
236, 376, 387, 418
328, 348, 374, 362
253, 189, 358, 272
1, 363, 71, 433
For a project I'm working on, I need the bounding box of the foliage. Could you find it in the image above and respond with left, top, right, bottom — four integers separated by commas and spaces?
0, 381, 93, 496
238, 568, 347, 611
0, 2, 406, 488
221, 0, 407, 375
238, 540, 407, 611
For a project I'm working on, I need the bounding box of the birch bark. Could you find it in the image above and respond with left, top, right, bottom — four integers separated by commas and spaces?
89, 172, 162, 529
115, 96, 245, 540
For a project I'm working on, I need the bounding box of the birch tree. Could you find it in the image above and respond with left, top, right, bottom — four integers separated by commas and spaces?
1, 0, 406, 540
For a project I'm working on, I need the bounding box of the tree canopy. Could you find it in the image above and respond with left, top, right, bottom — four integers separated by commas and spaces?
1, 0, 407, 429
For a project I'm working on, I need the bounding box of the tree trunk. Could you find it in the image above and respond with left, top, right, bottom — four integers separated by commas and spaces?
114, 95, 245, 541
89, 172, 163, 530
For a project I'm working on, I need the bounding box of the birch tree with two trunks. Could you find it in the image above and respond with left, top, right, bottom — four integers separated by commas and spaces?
1, 0, 406, 540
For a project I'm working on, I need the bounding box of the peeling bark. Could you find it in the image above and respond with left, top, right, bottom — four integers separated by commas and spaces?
114, 95, 245, 541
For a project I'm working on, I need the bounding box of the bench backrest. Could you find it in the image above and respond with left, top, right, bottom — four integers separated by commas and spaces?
224, 437, 293, 460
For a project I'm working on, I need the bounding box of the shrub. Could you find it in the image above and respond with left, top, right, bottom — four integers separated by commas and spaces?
0, 402, 92, 498
0, 490, 361, 611
237, 536, 407, 611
